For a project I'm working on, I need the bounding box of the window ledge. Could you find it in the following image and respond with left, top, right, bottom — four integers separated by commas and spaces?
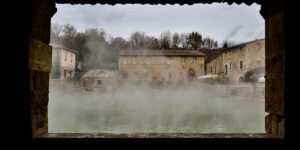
37, 133, 277, 139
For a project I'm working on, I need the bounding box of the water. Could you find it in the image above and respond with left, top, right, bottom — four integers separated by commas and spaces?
49, 84, 265, 133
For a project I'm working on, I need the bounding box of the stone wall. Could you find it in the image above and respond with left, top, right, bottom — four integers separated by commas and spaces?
206, 39, 265, 83
261, 0, 285, 139
206, 52, 223, 75
222, 39, 265, 82
29, 0, 56, 138
51, 48, 76, 79
119, 56, 205, 82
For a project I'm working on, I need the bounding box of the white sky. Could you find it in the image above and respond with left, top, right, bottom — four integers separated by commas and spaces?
52, 3, 264, 44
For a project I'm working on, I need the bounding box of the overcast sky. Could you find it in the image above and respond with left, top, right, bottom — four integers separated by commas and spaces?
52, 3, 264, 44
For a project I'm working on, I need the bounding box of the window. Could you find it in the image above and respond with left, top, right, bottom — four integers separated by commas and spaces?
229, 63, 232, 70
182, 57, 185, 64
64, 70, 67, 78
123, 57, 127, 64
210, 67, 213, 73
70, 54, 73, 62
224, 64, 228, 75
240, 60, 244, 69
65, 52, 67, 61
214, 66, 217, 73
193, 57, 196, 64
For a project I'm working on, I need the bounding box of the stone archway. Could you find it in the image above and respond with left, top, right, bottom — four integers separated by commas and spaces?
187, 68, 196, 81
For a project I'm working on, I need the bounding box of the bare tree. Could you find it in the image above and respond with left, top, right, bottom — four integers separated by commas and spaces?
110, 37, 127, 49
202, 37, 218, 50
187, 32, 202, 50
180, 33, 188, 49
85, 28, 106, 42
109, 37, 127, 63
172, 33, 180, 49
83, 28, 110, 68
61, 24, 77, 49
144, 36, 159, 49
50, 23, 63, 43
222, 40, 236, 48
129, 31, 146, 49
159, 31, 171, 49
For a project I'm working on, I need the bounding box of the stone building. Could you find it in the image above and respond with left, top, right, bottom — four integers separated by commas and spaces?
80, 69, 118, 87
206, 38, 265, 83
119, 50, 205, 83
50, 43, 77, 79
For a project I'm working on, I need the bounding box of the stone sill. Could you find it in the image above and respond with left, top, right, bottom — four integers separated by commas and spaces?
37, 133, 278, 139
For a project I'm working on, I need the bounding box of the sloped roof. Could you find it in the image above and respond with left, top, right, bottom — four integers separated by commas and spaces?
119, 50, 205, 56
50, 43, 78, 53
82, 69, 118, 78
221, 38, 265, 52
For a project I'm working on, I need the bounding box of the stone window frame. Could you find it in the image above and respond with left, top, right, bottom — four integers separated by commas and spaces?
239, 59, 244, 70
224, 64, 228, 75
26, 0, 289, 144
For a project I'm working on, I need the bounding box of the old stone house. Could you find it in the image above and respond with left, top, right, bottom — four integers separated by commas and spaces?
50, 43, 77, 79
81, 69, 118, 87
119, 50, 205, 83
206, 38, 265, 83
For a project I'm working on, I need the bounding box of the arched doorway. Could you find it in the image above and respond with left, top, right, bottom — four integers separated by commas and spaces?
187, 68, 196, 81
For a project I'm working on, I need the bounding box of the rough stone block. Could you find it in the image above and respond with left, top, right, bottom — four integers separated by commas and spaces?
278, 118, 285, 139
265, 74, 285, 115
29, 38, 52, 72
265, 114, 272, 134
265, 114, 286, 138
266, 36, 285, 74
266, 13, 284, 38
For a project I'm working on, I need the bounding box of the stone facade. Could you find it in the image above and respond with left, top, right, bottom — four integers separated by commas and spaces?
50, 43, 77, 79
206, 39, 265, 83
206, 50, 223, 76
119, 50, 205, 83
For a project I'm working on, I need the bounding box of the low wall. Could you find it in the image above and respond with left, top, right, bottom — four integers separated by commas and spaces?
201, 83, 265, 101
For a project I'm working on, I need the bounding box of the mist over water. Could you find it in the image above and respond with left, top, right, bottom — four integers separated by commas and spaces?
49, 82, 265, 133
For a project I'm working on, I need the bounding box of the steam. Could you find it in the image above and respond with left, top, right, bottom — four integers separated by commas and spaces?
49, 81, 265, 133
224, 25, 243, 41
